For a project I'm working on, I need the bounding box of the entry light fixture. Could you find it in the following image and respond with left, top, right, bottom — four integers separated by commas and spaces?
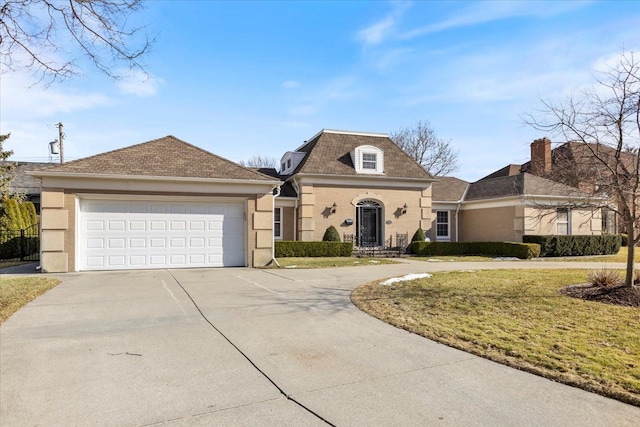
331, 202, 337, 214
401, 203, 407, 215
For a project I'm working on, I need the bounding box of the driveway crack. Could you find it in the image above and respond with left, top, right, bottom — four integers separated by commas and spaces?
166, 270, 336, 427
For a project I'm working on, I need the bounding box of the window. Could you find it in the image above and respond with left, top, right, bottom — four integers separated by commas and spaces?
602, 208, 616, 234
351, 145, 384, 174
557, 208, 569, 235
362, 153, 377, 170
287, 158, 292, 169
436, 211, 450, 240
281, 162, 286, 172
274, 208, 282, 239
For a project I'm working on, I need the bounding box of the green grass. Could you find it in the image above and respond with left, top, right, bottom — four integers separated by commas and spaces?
264, 257, 399, 269
0, 277, 61, 324
411, 255, 503, 262
352, 269, 640, 406
563, 246, 639, 263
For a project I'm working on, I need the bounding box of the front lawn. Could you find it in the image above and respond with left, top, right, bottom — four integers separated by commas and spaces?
266, 257, 399, 269
352, 269, 640, 406
0, 277, 61, 324
565, 246, 640, 263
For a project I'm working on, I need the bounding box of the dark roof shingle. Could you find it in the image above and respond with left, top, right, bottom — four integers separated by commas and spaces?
292, 131, 433, 179
466, 173, 587, 201
432, 176, 469, 202
34, 136, 275, 181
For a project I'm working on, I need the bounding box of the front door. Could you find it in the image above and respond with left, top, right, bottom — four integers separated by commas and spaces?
357, 200, 381, 247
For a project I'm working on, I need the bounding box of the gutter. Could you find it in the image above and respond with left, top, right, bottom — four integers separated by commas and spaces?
271, 185, 281, 268
455, 184, 470, 242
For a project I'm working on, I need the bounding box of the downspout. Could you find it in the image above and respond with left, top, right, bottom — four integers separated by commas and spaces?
271, 185, 281, 267
293, 177, 300, 241
455, 184, 470, 242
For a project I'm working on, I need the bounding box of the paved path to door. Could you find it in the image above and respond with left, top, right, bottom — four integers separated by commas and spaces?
1, 260, 639, 426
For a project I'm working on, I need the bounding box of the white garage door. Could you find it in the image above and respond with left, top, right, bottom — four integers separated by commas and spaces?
78, 199, 246, 270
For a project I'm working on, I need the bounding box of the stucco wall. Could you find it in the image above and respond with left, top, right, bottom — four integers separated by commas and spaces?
297, 184, 431, 245
524, 206, 601, 236
460, 206, 519, 242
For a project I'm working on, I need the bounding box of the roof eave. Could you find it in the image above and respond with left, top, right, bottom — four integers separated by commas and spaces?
291, 172, 436, 183
31, 171, 281, 186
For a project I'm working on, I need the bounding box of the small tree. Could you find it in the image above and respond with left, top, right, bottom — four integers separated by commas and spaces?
390, 120, 459, 176
411, 227, 426, 242
322, 225, 341, 242
525, 50, 640, 288
0, 133, 14, 199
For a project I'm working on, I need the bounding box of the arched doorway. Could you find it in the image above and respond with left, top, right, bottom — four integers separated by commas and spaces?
356, 199, 382, 247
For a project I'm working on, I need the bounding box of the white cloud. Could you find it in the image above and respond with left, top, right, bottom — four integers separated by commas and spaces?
400, 1, 590, 39
115, 70, 163, 97
0, 73, 112, 117
357, 2, 411, 46
282, 80, 301, 89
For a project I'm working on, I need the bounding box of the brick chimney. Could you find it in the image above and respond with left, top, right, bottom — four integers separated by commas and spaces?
530, 137, 551, 176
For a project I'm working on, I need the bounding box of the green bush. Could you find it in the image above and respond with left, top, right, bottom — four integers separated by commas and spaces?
410, 241, 541, 260
620, 233, 629, 247
411, 227, 426, 242
523, 235, 621, 257
322, 225, 341, 242
275, 241, 353, 257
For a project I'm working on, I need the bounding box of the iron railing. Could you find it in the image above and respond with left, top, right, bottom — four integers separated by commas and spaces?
0, 223, 40, 262
344, 232, 409, 257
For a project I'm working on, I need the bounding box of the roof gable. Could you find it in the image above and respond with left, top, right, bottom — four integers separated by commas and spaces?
291, 130, 433, 179
35, 136, 275, 181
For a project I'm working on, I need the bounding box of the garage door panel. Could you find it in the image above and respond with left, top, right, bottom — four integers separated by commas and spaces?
79, 199, 246, 270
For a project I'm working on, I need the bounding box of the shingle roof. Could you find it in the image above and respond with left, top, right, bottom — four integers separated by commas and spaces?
254, 168, 298, 197
292, 130, 433, 179
8, 162, 51, 194
432, 176, 469, 202
466, 173, 587, 201
478, 164, 522, 181
34, 135, 275, 181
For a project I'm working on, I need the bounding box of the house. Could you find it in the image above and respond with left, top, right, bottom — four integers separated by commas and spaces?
32, 130, 436, 273
430, 138, 611, 243
8, 162, 52, 213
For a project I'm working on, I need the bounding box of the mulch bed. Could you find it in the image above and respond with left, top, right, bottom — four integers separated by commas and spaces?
561, 283, 640, 308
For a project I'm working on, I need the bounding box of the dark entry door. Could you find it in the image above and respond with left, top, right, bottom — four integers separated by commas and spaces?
358, 206, 379, 246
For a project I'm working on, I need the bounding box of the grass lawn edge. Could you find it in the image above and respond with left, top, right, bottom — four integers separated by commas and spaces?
350, 274, 640, 408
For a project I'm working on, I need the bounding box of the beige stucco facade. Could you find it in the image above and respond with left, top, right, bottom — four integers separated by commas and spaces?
281, 178, 432, 245
39, 176, 276, 273
458, 198, 603, 243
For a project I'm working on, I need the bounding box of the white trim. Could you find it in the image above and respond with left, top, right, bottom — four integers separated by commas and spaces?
31, 171, 281, 186
275, 199, 297, 207
40, 176, 276, 195
294, 174, 435, 188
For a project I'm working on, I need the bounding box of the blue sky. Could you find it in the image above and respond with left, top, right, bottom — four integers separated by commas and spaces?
2, 0, 639, 181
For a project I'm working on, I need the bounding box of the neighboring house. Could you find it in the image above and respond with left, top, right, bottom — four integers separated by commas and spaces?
8, 162, 52, 213
32, 130, 436, 273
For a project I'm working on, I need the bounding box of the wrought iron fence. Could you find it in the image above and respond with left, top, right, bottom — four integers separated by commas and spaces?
344, 232, 409, 256
0, 224, 40, 262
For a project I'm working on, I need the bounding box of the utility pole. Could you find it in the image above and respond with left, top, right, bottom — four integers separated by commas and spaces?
56, 122, 64, 163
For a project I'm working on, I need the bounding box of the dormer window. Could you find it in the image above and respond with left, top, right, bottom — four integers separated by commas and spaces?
362, 153, 377, 170
351, 145, 384, 174
279, 151, 306, 175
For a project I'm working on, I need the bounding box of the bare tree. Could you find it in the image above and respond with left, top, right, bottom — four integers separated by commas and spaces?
389, 120, 459, 176
239, 155, 277, 169
525, 51, 640, 288
1, 0, 153, 83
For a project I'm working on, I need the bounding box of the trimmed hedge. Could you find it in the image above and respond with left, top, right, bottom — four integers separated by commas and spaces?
522, 235, 621, 257
322, 226, 341, 242
275, 241, 353, 257
410, 241, 541, 259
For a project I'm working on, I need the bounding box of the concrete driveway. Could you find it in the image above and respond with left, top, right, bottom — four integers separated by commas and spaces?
1, 260, 639, 426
